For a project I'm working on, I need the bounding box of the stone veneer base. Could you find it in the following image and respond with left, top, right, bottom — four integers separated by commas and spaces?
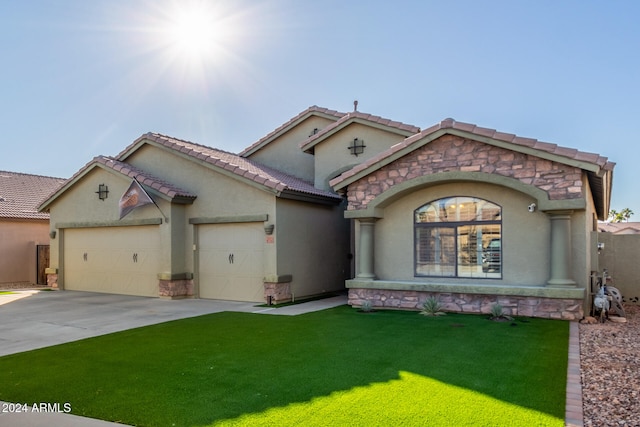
159, 279, 194, 299
264, 282, 292, 304
348, 286, 584, 320
46, 273, 59, 289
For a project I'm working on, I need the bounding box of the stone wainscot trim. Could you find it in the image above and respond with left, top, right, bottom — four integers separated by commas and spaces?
348, 280, 584, 320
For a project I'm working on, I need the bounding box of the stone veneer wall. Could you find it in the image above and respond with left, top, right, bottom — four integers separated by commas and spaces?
264, 281, 292, 304
346, 134, 583, 210
46, 273, 58, 289
349, 288, 583, 321
159, 279, 194, 299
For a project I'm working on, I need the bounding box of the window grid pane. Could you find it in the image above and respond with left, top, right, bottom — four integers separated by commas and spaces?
415, 197, 501, 278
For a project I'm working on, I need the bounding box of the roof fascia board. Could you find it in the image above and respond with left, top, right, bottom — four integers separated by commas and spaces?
301, 117, 417, 154
38, 161, 181, 212
332, 128, 604, 192
242, 110, 342, 157
124, 138, 282, 197
278, 190, 342, 205
116, 138, 147, 162
38, 162, 101, 212
445, 129, 603, 173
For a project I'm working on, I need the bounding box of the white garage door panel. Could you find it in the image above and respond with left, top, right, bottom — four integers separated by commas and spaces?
64, 227, 160, 297
198, 223, 264, 302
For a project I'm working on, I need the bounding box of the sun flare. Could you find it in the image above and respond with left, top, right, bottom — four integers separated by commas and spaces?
158, 1, 234, 66
167, 7, 217, 59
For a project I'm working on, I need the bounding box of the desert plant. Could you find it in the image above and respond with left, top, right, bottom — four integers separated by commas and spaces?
359, 300, 374, 313
420, 296, 446, 316
489, 303, 513, 321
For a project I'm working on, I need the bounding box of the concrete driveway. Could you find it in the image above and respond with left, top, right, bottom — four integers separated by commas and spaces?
0, 289, 347, 357
0, 289, 347, 426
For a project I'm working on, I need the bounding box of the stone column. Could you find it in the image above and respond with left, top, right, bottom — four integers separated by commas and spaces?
357, 218, 377, 279
547, 211, 576, 287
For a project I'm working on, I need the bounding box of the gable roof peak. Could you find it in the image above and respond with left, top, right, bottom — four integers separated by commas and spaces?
239, 106, 346, 157
299, 109, 421, 153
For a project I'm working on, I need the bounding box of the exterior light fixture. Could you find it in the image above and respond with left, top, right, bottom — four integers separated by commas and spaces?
96, 184, 109, 200
347, 138, 366, 156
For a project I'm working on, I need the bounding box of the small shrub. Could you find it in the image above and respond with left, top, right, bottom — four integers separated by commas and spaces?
359, 300, 374, 313
420, 297, 446, 316
489, 303, 513, 321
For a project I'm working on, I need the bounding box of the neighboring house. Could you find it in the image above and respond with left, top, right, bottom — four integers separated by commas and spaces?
39, 106, 615, 319
597, 222, 640, 235
0, 171, 65, 285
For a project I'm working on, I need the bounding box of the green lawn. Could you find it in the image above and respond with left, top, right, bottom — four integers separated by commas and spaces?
0, 306, 569, 426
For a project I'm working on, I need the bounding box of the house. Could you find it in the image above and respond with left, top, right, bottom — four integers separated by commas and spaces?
0, 171, 65, 286
39, 106, 614, 319
329, 117, 614, 320
597, 222, 640, 235
38, 108, 352, 302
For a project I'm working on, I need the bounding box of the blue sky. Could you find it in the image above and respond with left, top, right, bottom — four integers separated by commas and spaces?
1, 0, 639, 218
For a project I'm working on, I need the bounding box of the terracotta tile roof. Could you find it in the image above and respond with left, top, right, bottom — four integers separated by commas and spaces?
136, 133, 342, 202
597, 222, 640, 234
331, 118, 615, 188
239, 105, 346, 157
300, 111, 421, 153
93, 156, 197, 201
0, 171, 65, 220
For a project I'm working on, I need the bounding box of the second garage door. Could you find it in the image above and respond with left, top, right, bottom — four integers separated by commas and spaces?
198, 223, 264, 302
63, 226, 161, 297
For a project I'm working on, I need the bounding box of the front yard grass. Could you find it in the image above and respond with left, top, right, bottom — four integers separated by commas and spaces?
0, 306, 569, 426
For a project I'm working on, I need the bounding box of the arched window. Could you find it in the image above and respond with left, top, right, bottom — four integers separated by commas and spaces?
415, 197, 502, 278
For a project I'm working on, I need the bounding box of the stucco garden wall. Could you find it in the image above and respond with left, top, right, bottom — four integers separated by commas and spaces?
0, 219, 49, 284
597, 233, 640, 305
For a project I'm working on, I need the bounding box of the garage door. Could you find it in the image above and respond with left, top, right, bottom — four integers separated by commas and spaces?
198, 223, 264, 302
64, 226, 160, 297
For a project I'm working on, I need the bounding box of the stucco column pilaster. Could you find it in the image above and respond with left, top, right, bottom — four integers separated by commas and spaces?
546, 210, 576, 287
357, 218, 377, 279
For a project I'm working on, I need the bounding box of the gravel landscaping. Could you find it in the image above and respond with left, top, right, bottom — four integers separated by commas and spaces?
580, 304, 640, 426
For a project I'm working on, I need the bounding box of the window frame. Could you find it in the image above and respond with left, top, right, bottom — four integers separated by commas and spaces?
414, 196, 502, 279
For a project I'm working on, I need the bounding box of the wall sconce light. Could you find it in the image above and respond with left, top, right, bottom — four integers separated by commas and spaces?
49, 230, 56, 239
96, 184, 109, 201
597, 242, 605, 254
264, 224, 275, 235
347, 138, 366, 156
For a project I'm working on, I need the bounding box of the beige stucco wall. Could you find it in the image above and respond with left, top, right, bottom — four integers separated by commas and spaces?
46, 167, 172, 285
275, 198, 350, 298
0, 219, 49, 284
313, 124, 409, 190
372, 181, 550, 285
246, 115, 336, 182
125, 143, 279, 278
47, 143, 280, 291
597, 233, 640, 305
